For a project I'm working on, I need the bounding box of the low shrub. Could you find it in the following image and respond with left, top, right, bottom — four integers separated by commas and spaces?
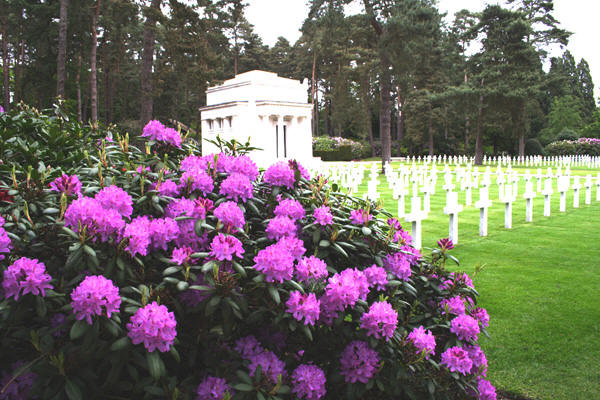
1, 106, 496, 399
544, 137, 600, 156
312, 137, 364, 161
524, 139, 544, 156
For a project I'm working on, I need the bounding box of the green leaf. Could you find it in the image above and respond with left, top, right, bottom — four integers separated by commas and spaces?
35, 296, 47, 318
319, 239, 330, 248
268, 285, 280, 305
236, 370, 253, 384
301, 325, 313, 341
206, 296, 222, 316
286, 280, 305, 294
69, 320, 89, 340
109, 337, 130, 352
162, 266, 181, 276
146, 351, 164, 380
232, 383, 254, 392
176, 281, 189, 291
64, 379, 83, 400
232, 261, 247, 278
361, 226, 372, 236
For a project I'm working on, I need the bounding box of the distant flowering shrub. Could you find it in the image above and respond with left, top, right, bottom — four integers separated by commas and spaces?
312, 136, 364, 160
545, 137, 600, 156
0, 111, 495, 399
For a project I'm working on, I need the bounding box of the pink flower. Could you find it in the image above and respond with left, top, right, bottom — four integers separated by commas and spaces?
71, 275, 121, 325
2, 257, 53, 300
360, 301, 398, 341
295, 256, 328, 283
313, 206, 333, 226
127, 301, 177, 352
339, 341, 379, 384
349, 209, 372, 225
450, 314, 480, 342
286, 291, 321, 326
210, 234, 245, 261
441, 346, 472, 375
440, 296, 466, 316
407, 326, 436, 359
266, 216, 297, 240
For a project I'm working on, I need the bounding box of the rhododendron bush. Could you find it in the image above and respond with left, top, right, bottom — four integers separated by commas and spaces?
0, 107, 496, 400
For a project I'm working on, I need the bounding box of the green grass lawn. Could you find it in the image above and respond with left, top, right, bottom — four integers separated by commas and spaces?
342, 161, 600, 400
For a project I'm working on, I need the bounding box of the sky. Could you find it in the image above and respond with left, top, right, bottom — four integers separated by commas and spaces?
245, 0, 600, 100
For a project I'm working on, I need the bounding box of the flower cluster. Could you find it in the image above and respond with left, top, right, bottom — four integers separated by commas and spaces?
407, 326, 436, 359
263, 161, 296, 189
0, 216, 11, 260
313, 205, 333, 226
363, 265, 388, 291
450, 314, 480, 342
437, 237, 454, 251
291, 364, 327, 400
360, 301, 398, 341
71, 275, 121, 324
441, 295, 466, 315
219, 173, 253, 202
64, 196, 124, 242
266, 216, 297, 240
49, 174, 82, 196
2, 257, 53, 300
253, 241, 295, 283
210, 233, 244, 261
127, 302, 177, 352
196, 376, 232, 400
274, 198, 305, 220
339, 341, 379, 384
142, 120, 182, 147
441, 346, 473, 375
286, 291, 320, 326
295, 256, 328, 283
247, 350, 286, 385
383, 252, 412, 281
349, 209, 372, 225
213, 201, 245, 232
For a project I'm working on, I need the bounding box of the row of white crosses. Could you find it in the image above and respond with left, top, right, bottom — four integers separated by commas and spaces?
315, 160, 600, 250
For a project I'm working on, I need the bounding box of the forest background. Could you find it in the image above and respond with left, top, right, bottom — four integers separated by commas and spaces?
1, 0, 599, 164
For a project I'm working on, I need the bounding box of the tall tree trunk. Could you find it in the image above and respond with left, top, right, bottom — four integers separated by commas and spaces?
57, 0, 68, 99
76, 53, 82, 122
397, 88, 404, 156
324, 85, 330, 136
89, 0, 101, 123
516, 101, 526, 157
15, 37, 23, 103
428, 102, 434, 156
109, 60, 118, 123
379, 54, 392, 169
464, 72, 469, 152
311, 52, 317, 137
140, 0, 162, 128
2, 5, 9, 111
360, 73, 375, 157
474, 78, 485, 165
102, 36, 108, 121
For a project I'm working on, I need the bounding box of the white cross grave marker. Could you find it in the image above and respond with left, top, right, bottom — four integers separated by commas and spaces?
501, 184, 515, 229
572, 176, 581, 208
584, 174, 593, 205
475, 181, 492, 236
558, 175, 569, 212
542, 178, 553, 217
443, 191, 464, 244
405, 196, 427, 250
523, 180, 536, 222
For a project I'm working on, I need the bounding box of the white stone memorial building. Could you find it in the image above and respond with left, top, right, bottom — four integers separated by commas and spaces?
199, 70, 313, 166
